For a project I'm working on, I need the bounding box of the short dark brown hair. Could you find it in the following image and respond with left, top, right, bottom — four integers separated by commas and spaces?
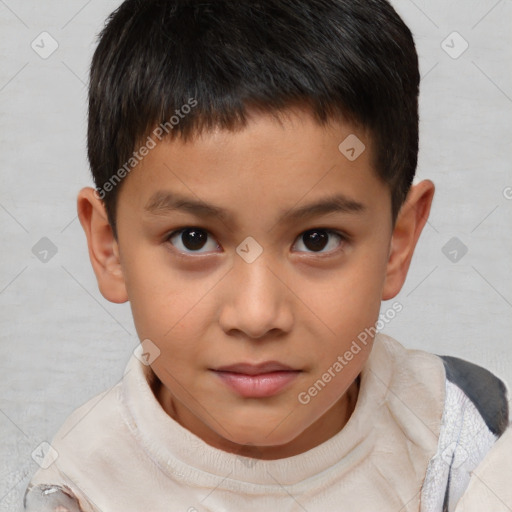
88, 0, 420, 239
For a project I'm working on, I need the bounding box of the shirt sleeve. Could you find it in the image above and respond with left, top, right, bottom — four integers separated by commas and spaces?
454, 425, 512, 511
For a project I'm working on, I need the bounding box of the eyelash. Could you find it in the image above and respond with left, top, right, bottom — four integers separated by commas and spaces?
164, 227, 349, 257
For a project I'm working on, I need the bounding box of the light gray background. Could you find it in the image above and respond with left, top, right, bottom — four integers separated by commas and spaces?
1, 0, 511, 510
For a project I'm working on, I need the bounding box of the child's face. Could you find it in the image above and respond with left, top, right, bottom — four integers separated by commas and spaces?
81, 107, 432, 459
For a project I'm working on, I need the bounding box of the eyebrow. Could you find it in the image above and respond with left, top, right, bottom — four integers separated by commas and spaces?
143, 190, 366, 224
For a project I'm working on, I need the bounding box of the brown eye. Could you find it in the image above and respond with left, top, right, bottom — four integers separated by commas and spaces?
302, 230, 328, 251
293, 229, 346, 254
180, 228, 207, 250
167, 227, 220, 254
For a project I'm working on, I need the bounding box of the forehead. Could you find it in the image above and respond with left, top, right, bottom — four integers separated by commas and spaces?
117, 108, 388, 227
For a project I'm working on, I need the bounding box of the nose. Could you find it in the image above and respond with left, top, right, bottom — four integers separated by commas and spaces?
218, 250, 294, 340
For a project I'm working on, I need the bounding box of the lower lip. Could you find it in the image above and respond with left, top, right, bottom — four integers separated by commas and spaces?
212, 371, 301, 398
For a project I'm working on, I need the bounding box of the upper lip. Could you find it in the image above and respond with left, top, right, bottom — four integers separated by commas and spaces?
212, 361, 299, 375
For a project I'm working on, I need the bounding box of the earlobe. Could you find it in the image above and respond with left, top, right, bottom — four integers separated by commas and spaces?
76, 187, 129, 304
382, 180, 435, 300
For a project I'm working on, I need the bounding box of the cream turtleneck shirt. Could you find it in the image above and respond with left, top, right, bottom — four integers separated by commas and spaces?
25, 333, 512, 512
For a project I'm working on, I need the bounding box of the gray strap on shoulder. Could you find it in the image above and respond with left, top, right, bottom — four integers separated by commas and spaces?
441, 355, 509, 436
420, 355, 510, 512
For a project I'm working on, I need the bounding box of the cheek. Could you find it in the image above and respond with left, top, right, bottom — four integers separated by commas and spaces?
123, 257, 197, 342
124, 267, 217, 375
120, 242, 191, 323
308, 258, 387, 340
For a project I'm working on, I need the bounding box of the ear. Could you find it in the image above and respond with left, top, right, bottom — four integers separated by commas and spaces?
76, 187, 129, 304
382, 180, 435, 300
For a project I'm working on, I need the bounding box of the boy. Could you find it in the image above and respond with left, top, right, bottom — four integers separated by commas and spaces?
23, 0, 511, 511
